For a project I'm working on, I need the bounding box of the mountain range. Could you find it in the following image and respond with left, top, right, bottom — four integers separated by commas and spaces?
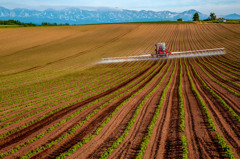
0, 6, 239, 25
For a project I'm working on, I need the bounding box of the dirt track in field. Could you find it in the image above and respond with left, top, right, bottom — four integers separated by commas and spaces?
0, 23, 240, 159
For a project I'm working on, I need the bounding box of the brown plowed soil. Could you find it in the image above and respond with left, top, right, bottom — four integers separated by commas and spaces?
1, 23, 240, 159
163, 61, 182, 158
192, 59, 240, 114
187, 59, 240, 158
109, 60, 178, 159
68, 61, 172, 158
179, 60, 225, 158
0, 62, 156, 150
28, 61, 167, 158
0, 62, 149, 129
200, 58, 240, 85
204, 57, 240, 79
196, 58, 240, 93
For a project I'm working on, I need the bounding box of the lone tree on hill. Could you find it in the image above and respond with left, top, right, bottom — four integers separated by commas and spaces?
193, 12, 199, 21
210, 12, 216, 20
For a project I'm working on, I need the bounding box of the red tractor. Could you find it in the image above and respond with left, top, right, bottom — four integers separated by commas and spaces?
151, 42, 171, 57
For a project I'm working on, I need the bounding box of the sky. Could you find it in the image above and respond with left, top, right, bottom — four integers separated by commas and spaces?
0, 0, 240, 15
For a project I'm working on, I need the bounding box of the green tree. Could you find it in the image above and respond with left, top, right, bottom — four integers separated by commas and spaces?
209, 12, 216, 20
193, 12, 199, 21
177, 18, 183, 21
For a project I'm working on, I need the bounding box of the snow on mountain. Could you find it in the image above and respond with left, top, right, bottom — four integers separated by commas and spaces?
1, 6, 237, 25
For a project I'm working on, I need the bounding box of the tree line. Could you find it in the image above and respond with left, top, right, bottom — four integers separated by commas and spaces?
0, 20, 36, 26
193, 12, 218, 21
0, 20, 70, 26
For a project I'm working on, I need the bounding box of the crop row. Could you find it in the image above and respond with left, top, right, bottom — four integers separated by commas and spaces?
0, 62, 155, 139
202, 58, 240, 80
188, 59, 240, 123
0, 69, 138, 129
189, 24, 240, 73
181, 135, 188, 159
179, 60, 185, 132
0, 61, 162, 158
194, 58, 240, 97
216, 56, 240, 69
196, 58, 240, 88
0, 70, 118, 106
221, 56, 240, 65
2, 62, 152, 118
1, 61, 146, 103
1, 61, 149, 107
135, 59, 175, 159
186, 58, 236, 158
0, 55, 126, 92
0, 61, 149, 118
212, 56, 240, 72
185, 59, 216, 131
0, 62, 147, 110
207, 57, 240, 76
21, 61, 166, 159
56, 60, 169, 159
216, 133, 236, 159
179, 59, 188, 159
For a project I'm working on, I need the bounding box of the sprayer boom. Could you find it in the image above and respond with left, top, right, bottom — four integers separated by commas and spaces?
171, 48, 225, 55
100, 43, 226, 63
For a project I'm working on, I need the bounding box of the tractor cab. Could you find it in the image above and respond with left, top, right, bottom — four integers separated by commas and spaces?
151, 42, 171, 57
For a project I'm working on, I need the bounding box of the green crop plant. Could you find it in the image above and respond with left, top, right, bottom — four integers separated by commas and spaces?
56, 61, 170, 159
135, 59, 176, 159
1, 60, 152, 108
0, 62, 155, 139
194, 58, 240, 97
216, 133, 235, 159
188, 59, 240, 123
211, 56, 240, 72
20, 61, 166, 159
0, 61, 148, 109
181, 135, 188, 159
202, 58, 240, 80
195, 58, 240, 88
185, 59, 216, 131
179, 60, 185, 132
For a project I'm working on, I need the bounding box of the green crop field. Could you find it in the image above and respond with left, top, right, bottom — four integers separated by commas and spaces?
0, 23, 239, 159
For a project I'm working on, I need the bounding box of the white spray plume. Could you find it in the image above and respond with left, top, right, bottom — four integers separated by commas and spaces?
98, 49, 226, 64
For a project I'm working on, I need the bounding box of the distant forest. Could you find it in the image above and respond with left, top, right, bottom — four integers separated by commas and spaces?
0, 19, 70, 26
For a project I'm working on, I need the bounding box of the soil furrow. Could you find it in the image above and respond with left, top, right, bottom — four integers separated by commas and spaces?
0, 61, 156, 149
86, 61, 172, 159
193, 58, 240, 114
31, 60, 167, 158
196, 58, 240, 93
144, 24, 181, 159
111, 60, 178, 159
64, 60, 170, 158
5, 25, 141, 75
182, 59, 225, 159
1, 61, 158, 157
164, 61, 182, 158
187, 59, 240, 157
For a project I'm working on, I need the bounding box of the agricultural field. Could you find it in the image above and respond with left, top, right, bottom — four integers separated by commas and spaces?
0, 23, 240, 159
